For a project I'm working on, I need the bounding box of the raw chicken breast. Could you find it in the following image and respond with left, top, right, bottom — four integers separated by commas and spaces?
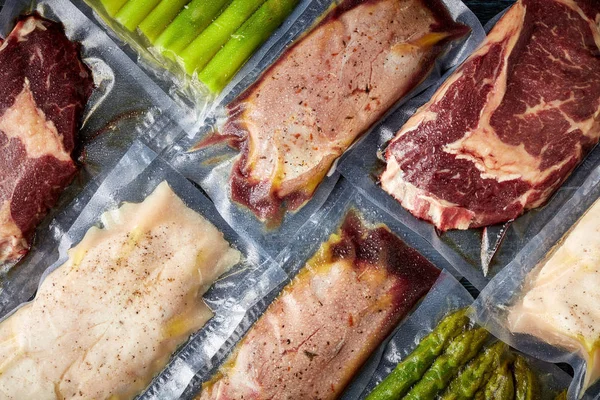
0, 182, 240, 399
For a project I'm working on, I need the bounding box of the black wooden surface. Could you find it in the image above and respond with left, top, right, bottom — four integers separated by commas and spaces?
463, 0, 515, 24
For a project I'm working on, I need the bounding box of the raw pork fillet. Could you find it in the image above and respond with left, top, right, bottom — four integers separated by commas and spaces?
0, 15, 93, 264
198, 211, 440, 399
219, 0, 469, 220
382, 0, 600, 230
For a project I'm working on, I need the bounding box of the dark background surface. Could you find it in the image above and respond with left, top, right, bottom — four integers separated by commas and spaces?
464, 0, 514, 23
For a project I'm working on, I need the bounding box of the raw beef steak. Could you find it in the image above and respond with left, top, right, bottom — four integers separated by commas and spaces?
0, 15, 93, 264
381, 0, 600, 230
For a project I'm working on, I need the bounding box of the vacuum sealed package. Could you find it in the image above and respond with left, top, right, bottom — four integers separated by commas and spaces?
474, 164, 600, 400
0, 140, 286, 400
75, 0, 314, 123
0, 0, 189, 303
165, 0, 485, 256
354, 270, 572, 400
175, 178, 471, 399
337, 0, 600, 289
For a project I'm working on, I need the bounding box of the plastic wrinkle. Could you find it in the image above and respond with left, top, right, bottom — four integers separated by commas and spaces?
165, 0, 485, 258
474, 163, 600, 400
337, 3, 600, 290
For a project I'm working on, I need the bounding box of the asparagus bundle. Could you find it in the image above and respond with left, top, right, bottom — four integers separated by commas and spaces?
366, 309, 470, 400
115, 0, 161, 31
367, 308, 562, 400
139, 0, 189, 42
95, 0, 298, 92
179, 0, 267, 74
154, 0, 231, 58
441, 341, 507, 400
476, 360, 515, 400
100, 0, 128, 16
514, 356, 541, 400
198, 0, 299, 93
403, 327, 489, 399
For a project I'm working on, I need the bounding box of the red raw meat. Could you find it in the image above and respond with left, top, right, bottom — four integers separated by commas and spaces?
381, 0, 600, 230
0, 15, 93, 264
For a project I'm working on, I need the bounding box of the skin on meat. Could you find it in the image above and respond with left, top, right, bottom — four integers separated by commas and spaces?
0, 182, 240, 399
198, 210, 440, 400
209, 0, 469, 221
0, 15, 93, 265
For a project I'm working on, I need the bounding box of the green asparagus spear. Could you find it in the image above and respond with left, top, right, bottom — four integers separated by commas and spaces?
154, 0, 231, 58
484, 360, 515, 400
115, 0, 161, 31
100, 0, 128, 16
365, 309, 470, 400
198, 0, 299, 93
403, 327, 489, 400
554, 390, 567, 400
440, 341, 507, 400
514, 355, 540, 400
180, 0, 267, 75
139, 0, 189, 43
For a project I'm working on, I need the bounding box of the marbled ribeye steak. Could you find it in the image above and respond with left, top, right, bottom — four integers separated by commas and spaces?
382, 0, 600, 231
0, 15, 93, 264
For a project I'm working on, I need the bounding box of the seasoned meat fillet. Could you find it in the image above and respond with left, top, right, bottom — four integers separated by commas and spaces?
198, 210, 440, 399
0, 15, 93, 264
381, 0, 600, 230
0, 182, 240, 399
508, 197, 600, 391
218, 0, 469, 220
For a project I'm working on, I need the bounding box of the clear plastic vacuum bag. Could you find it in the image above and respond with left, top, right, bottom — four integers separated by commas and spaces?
177, 178, 467, 399
337, 3, 600, 289
0, 140, 286, 400
474, 164, 600, 400
0, 0, 188, 300
164, 0, 486, 258
354, 270, 572, 399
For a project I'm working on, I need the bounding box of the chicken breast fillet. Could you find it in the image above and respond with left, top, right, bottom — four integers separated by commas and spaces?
508, 197, 600, 392
0, 182, 240, 400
